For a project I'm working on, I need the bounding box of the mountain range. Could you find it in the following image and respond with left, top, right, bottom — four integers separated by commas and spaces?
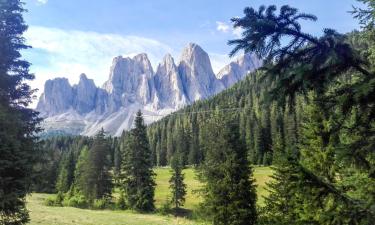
36, 43, 261, 136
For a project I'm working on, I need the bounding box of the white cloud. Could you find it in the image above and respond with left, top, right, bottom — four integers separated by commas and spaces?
36, 0, 48, 4
216, 21, 244, 38
23, 26, 175, 107
216, 21, 230, 33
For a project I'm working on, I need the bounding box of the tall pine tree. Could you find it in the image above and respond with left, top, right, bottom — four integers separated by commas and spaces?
198, 111, 257, 225
169, 154, 187, 210
0, 1, 41, 224
119, 111, 156, 212
55, 150, 75, 193
85, 129, 113, 201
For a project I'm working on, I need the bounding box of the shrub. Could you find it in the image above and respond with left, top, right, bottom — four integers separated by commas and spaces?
63, 194, 88, 208
44, 196, 57, 206
44, 192, 64, 206
93, 198, 112, 210
116, 192, 127, 210
93, 199, 105, 209
55, 191, 64, 205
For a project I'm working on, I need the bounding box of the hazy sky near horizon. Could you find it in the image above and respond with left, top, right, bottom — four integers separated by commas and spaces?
23, 0, 363, 107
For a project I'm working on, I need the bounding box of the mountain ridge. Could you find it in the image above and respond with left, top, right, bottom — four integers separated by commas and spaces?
36, 43, 261, 136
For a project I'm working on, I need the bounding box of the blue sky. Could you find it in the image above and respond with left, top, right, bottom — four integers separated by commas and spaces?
23, 0, 363, 106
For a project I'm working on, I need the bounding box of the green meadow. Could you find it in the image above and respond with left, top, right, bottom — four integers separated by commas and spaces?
27, 167, 272, 225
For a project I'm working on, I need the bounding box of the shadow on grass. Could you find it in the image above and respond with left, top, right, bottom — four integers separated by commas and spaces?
170, 208, 193, 218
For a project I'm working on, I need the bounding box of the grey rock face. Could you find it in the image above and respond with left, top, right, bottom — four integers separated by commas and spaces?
73, 74, 97, 114
154, 54, 188, 109
94, 88, 109, 115
37, 78, 74, 116
218, 53, 262, 88
102, 54, 154, 112
178, 43, 224, 101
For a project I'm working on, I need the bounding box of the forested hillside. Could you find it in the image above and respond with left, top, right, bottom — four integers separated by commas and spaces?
147, 70, 303, 166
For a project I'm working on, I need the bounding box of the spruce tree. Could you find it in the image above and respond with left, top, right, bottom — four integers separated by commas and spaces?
86, 129, 112, 201
259, 152, 301, 225
69, 129, 112, 204
0, 1, 41, 224
120, 111, 155, 212
198, 112, 257, 225
55, 150, 75, 193
169, 154, 187, 210
72, 146, 90, 197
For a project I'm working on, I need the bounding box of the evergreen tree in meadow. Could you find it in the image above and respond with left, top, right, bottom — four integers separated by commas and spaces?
119, 111, 156, 212
169, 154, 187, 210
259, 152, 301, 225
65, 129, 112, 204
72, 146, 90, 197
0, 1, 41, 224
85, 129, 113, 201
198, 111, 257, 225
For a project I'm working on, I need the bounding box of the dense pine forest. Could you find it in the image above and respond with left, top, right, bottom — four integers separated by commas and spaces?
147, 70, 303, 167
2, 0, 375, 225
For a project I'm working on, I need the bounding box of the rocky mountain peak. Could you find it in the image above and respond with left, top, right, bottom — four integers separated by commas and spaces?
79, 73, 88, 80
154, 53, 187, 109
180, 43, 211, 70
178, 43, 224, 101
74, 73, 97, 114
133, 53, 154, 76
36, 43, 261, 136
217, 53, 261, 88
102, 54, 154, 111
36, 78, 74, 116
161, 53, 175, 68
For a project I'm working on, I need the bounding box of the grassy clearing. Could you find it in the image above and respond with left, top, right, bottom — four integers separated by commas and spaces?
154, 167, 202, 209
27, 193, 203, 225
154, 166, 273, 209
27, 167, 272, 225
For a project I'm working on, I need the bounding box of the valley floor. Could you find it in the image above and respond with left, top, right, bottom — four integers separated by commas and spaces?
27, 167, 272, 225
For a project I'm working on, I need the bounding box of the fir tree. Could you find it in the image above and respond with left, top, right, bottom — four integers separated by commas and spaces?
169, 154, 187, 210
72, 146, 90, 197
55, 150, 75, 193
0, 1, 41, 224
86, 129, 113, 201
119, 111, 156, 212
198, 112, 257, 225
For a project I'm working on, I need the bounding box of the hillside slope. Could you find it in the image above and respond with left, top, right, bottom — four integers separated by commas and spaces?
147, 71, 303, 166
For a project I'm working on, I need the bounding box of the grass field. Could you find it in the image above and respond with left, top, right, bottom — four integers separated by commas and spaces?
27, 166, 272, 225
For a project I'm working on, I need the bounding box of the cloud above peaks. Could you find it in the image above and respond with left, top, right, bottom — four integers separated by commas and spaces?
216, 21, 230, 33
23, 26, 233, 108
23, 26, 175, 106
216, 21, 243, 38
